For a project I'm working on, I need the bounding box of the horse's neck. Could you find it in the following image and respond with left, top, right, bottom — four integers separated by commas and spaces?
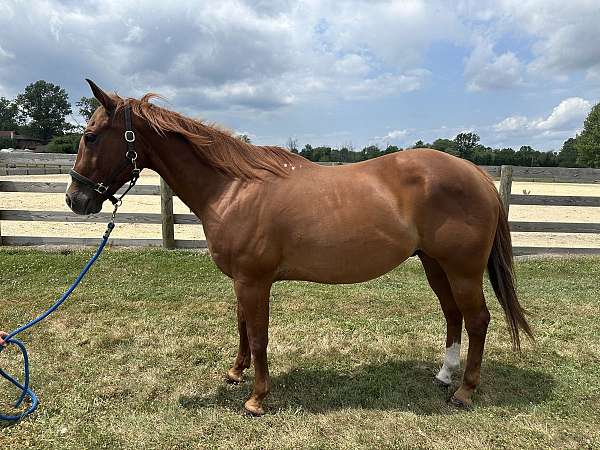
143, 133, 234, 220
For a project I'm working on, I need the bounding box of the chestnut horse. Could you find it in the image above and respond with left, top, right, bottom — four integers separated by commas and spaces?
66, 80, 532, 416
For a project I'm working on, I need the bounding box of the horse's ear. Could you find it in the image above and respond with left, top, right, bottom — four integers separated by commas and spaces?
85, 79, 116, 112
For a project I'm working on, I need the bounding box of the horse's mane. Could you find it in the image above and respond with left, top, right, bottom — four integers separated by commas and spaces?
113, 93, 304, 180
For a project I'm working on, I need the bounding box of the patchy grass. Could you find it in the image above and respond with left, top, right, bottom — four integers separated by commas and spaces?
0, 249, 599, 449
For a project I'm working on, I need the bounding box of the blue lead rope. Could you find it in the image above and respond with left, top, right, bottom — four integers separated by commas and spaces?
0, 222, 115, 422
2, 104, 139, 422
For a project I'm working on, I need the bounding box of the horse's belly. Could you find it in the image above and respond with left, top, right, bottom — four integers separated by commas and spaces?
278, 231, 417, 284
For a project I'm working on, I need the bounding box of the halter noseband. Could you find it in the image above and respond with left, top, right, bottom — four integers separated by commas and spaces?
69, 105, 141, 205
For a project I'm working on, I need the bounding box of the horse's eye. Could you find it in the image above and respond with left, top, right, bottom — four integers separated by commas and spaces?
84, 133, 97, 144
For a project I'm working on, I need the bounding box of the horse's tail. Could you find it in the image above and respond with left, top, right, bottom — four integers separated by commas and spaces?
487, 199, 534, 351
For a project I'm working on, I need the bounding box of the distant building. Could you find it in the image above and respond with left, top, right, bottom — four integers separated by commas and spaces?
0, 131, 16, 139
0, 131, 43, 149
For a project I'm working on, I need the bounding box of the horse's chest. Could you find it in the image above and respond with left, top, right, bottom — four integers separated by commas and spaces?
204, 230, 236, 278
202, 218, 268, 279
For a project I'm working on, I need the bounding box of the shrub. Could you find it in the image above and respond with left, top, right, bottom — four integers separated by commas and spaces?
47, 133, 82, 154
0, 137, 17, 149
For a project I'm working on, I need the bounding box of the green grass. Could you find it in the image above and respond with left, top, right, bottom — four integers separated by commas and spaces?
0, 248, 599, 449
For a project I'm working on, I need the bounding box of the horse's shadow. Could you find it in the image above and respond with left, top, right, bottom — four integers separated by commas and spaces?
179, 359, 554, 415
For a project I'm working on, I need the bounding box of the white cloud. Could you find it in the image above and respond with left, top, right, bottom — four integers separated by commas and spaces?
315, 0, 464, 69
386, 130, 409, 140
334, 54, 370, 77
197, 80, 296, 110
493, 116, 529, 132
472, 0, 600, 78
377, 129, 408, 141
341, 70, 430, 100
534, 97, 592, 131
585, 66, 600, 84
372, 129, 409, 145
465, 38, 523, 91
0, 0, 462, 111
124, 25, 144, 44
0, 45, 14, 60
454, 0, 600, 89
491, 97, 592, 148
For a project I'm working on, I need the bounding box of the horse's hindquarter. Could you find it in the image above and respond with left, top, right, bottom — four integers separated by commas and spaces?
410, 150, 500, 266
271, 156, 423, 283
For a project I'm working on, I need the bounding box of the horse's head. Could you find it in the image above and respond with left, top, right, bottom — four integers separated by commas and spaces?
66, 79, 145, 215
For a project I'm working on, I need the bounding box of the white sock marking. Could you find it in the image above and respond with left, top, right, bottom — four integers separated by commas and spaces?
436, 342, 461, 385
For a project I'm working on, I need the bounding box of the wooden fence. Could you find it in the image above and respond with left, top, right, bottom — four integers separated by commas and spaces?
0, 152, 74, 175
1, 153, 599, 254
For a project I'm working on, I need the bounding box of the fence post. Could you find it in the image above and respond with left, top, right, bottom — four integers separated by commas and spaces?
160, 177, 175, 249
499, 165, 513, 215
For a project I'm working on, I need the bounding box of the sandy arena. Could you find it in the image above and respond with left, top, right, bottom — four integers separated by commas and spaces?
1, 171, 599, 248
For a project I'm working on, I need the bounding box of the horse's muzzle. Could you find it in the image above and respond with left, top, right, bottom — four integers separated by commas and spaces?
65, 189, 102, 215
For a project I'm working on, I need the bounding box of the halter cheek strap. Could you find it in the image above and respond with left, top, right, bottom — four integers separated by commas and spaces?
69, 105, 141, 205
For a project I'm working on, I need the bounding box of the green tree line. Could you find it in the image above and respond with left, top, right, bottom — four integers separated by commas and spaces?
290, 103, 600, 168
0, 80, 98, 153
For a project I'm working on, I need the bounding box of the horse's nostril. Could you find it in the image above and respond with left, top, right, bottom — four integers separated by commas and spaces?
65, 194, 72, 208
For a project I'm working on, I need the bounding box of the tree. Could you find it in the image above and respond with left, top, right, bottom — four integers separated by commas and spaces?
361, 145, 381, 160
0, 137, 17, 149
472, 145, 494, 165
558, 138, 579, 167
432, 138, 457, 155
286, 137, 298, 153
15, 80, 72, 142
339, 147, 350, 162
516, 145, 536, 166
454, 132, 480, 160
413, 140, 425, 148
575, 102, 600, 168
0, 97, 20, 130
384, 145, 400, 154
76, 96, 101, 122
299, 144, 313, 160
237, 134, 251, 143
495, 147, 516, 165
48, 133, 82, 154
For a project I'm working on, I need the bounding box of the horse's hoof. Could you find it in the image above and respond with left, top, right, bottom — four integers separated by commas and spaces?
244, 400, 265, 417
243, 408, 262, 418
433, 376, 450, 389
225, 369, 243, 384
448, 395, 472, 410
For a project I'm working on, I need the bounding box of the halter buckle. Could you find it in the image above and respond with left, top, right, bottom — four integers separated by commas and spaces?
95, 183, 108, 194
124, 130, 136, 142
126, 149, 138, 161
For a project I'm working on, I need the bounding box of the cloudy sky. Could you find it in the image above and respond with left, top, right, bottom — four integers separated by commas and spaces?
1, 0, 599, 150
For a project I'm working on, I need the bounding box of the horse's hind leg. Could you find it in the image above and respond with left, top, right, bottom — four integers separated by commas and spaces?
441, 264, 490, 409
226, 301, 252, 383
418, 252, 463, 387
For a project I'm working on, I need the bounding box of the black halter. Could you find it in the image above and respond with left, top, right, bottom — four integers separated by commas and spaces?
70, 105, 141, 205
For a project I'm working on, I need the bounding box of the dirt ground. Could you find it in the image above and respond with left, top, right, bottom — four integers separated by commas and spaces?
1, 171, 599, 248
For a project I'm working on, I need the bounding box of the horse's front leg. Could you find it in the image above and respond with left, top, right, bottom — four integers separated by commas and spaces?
232, 278, 272, 416
226, 301, 252, 383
